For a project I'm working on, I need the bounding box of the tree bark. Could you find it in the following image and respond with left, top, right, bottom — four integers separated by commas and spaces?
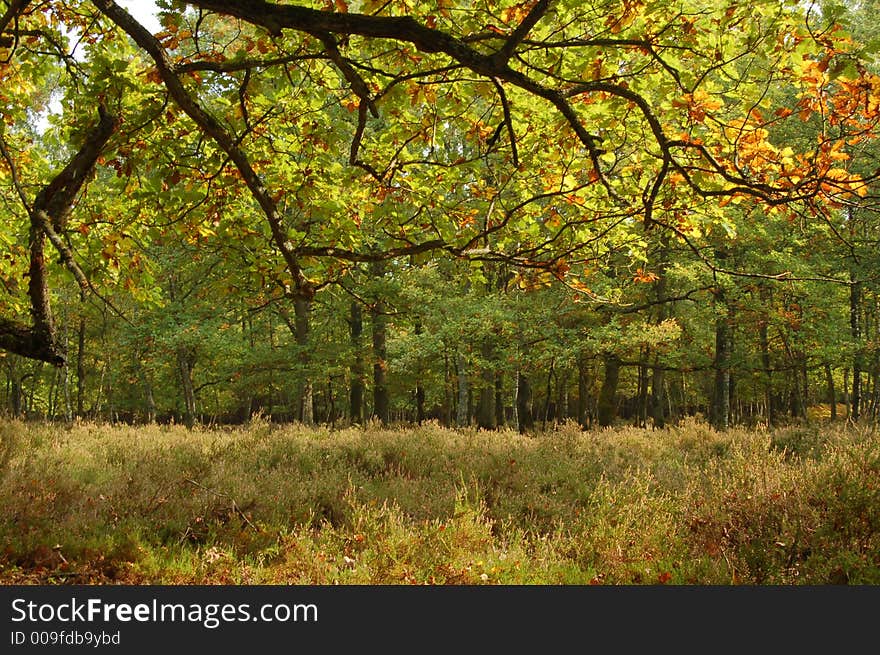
370, 291, 389, 425
577, 358, 591, 428
494, 372, 504, 427
294, 297, 314, 425
850, 278, 862, 421
415, 318, 426, 424
455, 351, 469, 427
177, 346, 197, 428
476, 340, 496, 430
144, 374, 157, 424
0, 106, 116, 365
349, 301, 365, 424
758, 311, 777, 425
597, 353, 620, 428
515, 370, 533, 433
711, 298, 732, 431
825, 363, 836, 421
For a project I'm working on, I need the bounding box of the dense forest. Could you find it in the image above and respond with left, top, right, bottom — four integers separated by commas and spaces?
2, 0, 880, 432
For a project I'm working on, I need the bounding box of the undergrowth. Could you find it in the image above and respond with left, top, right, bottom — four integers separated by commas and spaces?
0, 417, 877, 585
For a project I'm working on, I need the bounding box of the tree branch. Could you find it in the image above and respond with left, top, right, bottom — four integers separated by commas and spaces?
0, 105, 117, 365
93, 0, 314, 299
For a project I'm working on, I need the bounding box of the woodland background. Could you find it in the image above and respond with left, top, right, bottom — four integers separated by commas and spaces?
0, 0, 878, 432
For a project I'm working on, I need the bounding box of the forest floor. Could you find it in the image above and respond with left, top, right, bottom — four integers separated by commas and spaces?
0, 417, 878, 585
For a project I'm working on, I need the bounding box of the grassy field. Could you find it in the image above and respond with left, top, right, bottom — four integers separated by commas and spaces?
0, 417, 878, 585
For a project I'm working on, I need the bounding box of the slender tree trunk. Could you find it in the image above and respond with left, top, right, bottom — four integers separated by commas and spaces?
28, 363, 42, 418
414, 318, 426, 425
597, 353, 620, 428
649, 234, 670, 429
349, 301, 365, 424
870, 362, 879, 420
556, 370, 568, 425
370, 297, 389, 425
48, 366, 57, 419
758, 314, 776, 425
11, 376, 22, 418
476, 340, 495, 429
801, 359, 809, 421
76, 316, 86, 417
443, 351, 453, 427
177, 347, 196, 429
144, 374, 156, 423
294, 297, 314, 425
62, 362, 72, 423
711, 298, 732, 431
542, 358, 555, 430
455, 351, 468, 427
494, 372, 504, 428
825, 363, 837, 421
515, 369, 533, 433
650, 365, 665, 429
850, 278, 862, 421
636, 359, 649, 428
326, 376, 337, 425
577, 358, 591, 428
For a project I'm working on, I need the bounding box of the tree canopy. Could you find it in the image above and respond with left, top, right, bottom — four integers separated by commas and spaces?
2, 0, 880, 429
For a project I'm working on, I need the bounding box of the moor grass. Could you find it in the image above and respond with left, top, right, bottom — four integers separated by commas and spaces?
0, 417, 878, 585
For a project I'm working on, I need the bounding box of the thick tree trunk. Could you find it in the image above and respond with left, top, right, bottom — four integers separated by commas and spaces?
349, 301, 365, 424
597, 353, 620, 428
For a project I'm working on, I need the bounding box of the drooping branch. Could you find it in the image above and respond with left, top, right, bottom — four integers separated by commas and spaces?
93, 0, 314, 299
179, 0, 880, 221
312, 30, 378, 117
182, 0, 621, 200
491, 0, 550, 65
0, 104, 117, 365
34, 104, 117, 233
0, 0, 31, 57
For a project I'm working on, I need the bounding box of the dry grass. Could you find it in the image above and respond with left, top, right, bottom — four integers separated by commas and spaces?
0, 417, 877, 585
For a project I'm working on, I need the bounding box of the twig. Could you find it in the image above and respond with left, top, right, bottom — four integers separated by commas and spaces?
183, 478, 259, 531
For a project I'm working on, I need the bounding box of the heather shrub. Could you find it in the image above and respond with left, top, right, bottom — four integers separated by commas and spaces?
0, 419, 876, 585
